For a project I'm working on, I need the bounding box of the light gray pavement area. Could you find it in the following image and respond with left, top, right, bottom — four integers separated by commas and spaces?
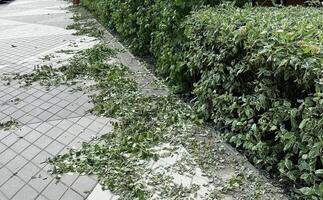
0, 0, 114, 199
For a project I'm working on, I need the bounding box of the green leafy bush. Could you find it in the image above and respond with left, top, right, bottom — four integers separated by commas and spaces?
182, 6, 323, 199
78, 0, 323, 198
79, 0, 247, 55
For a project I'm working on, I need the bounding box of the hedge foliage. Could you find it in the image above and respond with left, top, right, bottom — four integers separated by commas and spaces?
79, 0, 323, 199
184, 7, 323, 199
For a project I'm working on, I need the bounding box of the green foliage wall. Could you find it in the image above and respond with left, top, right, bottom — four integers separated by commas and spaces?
79, 0, 323, 198
183, 6, 323, 199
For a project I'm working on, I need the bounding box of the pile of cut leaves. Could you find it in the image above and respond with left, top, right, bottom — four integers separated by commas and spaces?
13, 42, 284, 199
0, 119, 18, 130
14, 43, 205, 198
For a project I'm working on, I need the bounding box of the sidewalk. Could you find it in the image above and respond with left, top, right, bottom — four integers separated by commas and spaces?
0, 0, 112, 199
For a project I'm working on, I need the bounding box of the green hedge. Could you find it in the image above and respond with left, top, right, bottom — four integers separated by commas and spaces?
78, 1, 323, 198
183, 6, 323, 199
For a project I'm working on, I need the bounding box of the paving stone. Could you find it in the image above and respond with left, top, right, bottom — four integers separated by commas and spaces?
60, 174, 79, 186
56, 132, 75, 146
19, 162, 41, 182
23, 130, 42, 144
6, 155, 28, 173
11, 184, 38, 200
36, 123, 54, 134
0, 148, 17, 165
72, 176, 97, 197
35, 195, 49, 200
42, 180, 68, 200
34, 135, 53, 149
0, 0, 119, 199
1, 133, 19, 147
10, 138, 30, 154
15, 125, 33, 137
0, 191, 8, 200
60, 188, 84, 200
44, 141, 65, 155
0, 142, 6, 153
0, 130, 10, 140
0, 167, 12, 186
0, 176, 25, 199
67, 123, 84, 136
21, 144, 42, 160
32, 151, 52, 167
29, 170, 53, 193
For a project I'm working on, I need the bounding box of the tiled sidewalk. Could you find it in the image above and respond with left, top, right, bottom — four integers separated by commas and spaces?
0, 0, 113, 199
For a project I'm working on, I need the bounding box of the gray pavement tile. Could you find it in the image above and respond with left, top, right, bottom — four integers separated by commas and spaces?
11, 184, 38, 200
0, 142, 6, 153
21, 144, 42, 161
24, 130, 42, 144
18, 114, 35, 124
0, 112, 8, 121
6, 155, 28, 173
10, 138, 30, 153
45, 127, 65, 140
78, 131, 95, 141
87, 121, 104, 133
34, 135, 53, 149
68, 112, 83, 119
35, 195, 50, 200
55, 109, 72, 119
29, 170, 53, 193
60, 188, 84, 200
42, 180, 68, 200
32, 150, 51, 167
15, 125, 33, 137
11, 109, 26, 120
67, 138, 84, 149
0, 176, 25, 199
48, 115, 62, 121
48, 97, 62, 105
72, 176, 97, 197
0, 191, 8, 200
19, 103, 36, 113
19, 162, 41, 182
59, 174, 78, 186
39, 102, 55, 111
56, 132, 76, 146
31, 99, 46, 107
1, 133, 19, 147
0, 147, 17, 165
55, 100, 70, 108
0, 167, 12, 186
27, 117, 43, 124
0, 130, 10, 140
45, 141, 65, 155
36, 123, 54, 134
39, 94, 55, 102
23, 95, 38, 104
37, 111, 54, 121
67, 123, 84, 136
29, 107, 46, 117
47, 105, 63, 115
76, 117, 94, 129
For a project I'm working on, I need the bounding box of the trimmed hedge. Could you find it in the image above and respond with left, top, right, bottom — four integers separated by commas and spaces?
183, 6, 323, 199
79, 1, 323, 199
